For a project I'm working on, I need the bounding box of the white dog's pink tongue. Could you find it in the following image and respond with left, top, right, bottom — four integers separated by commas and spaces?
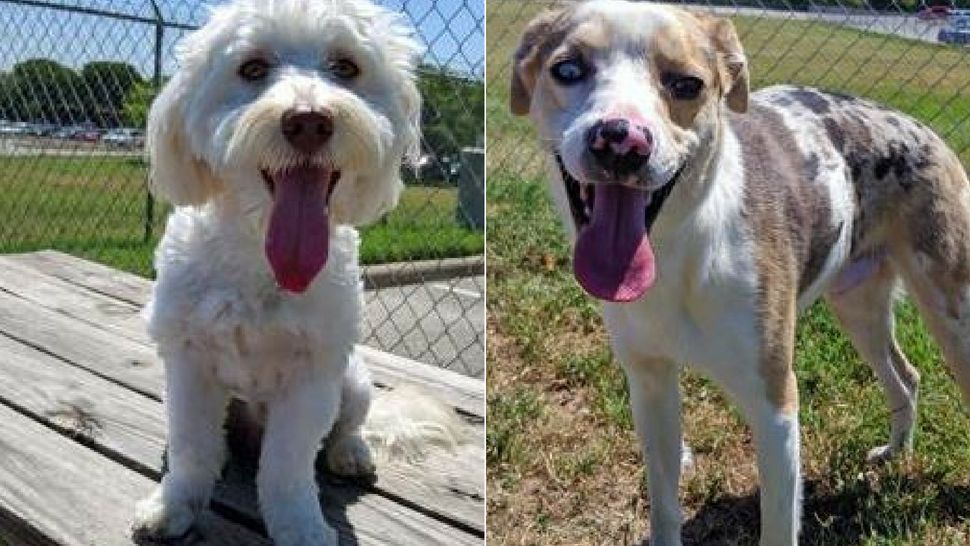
574, 184, 655, 302
265, 165, 331, 293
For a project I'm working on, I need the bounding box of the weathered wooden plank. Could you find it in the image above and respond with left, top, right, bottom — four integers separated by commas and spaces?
0, 289, 163, 399
1, 253, 485, 418
6, 249, 151, 305
0, 333, 482, 544
0, 403, 270, 546
0, 333, 164, 473
0, 257, 145, 345
358, 345, 485, 418
216, 467, 483, 546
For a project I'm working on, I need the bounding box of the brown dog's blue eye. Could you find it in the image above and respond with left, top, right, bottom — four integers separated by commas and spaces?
551, 59, 587, 84
329, 58, 360, 79
239, 58, 270, 81
665, 74, 704, 100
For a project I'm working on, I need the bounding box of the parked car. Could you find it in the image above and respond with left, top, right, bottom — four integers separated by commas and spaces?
102, 128, 145, 149
74, 129, 102, 142
53, 124, 96, 140
27, 123, 58, 137
0, 121, 31, 135
939, 15, 970, 44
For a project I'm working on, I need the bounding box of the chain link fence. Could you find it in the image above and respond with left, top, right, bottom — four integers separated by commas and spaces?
0, 0, 484, 376
488, 0, 970, 183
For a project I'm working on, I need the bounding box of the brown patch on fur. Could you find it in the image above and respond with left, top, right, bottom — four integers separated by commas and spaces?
690, 12, 749, 113
650, 22, 713, 128
731, 103, 849, 414
510, 7, 573, 115
894, 151, 970, 284
649, 13, 749, 127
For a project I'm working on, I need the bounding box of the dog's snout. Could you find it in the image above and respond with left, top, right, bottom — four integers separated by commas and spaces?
599, 119, 630, 144
281, 109, 334, 154
587, 118, 653, 177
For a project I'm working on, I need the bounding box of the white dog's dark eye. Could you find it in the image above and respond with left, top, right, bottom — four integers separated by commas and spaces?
239, 59, 271, 81
329, 59, 360, 79
664, 74, 704, 100
550, 59, 587, 85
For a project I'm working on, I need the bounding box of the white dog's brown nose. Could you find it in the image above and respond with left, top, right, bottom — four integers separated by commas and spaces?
587, 118, 653, 178
281, 109, 334, 154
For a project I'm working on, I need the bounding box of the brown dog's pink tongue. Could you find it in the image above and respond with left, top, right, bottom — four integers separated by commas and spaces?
574, 184, 656, 302
265, 165, 331, 293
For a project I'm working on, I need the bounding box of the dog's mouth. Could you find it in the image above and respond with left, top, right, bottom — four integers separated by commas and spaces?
556, 153, 683, 303
260, 165, 341, 294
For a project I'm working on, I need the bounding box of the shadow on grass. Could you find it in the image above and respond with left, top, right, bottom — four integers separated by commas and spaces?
678, 477, 970, 546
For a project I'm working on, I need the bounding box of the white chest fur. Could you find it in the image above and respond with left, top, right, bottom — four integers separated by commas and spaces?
145, 206, 362, 399
550, 129, 762, 374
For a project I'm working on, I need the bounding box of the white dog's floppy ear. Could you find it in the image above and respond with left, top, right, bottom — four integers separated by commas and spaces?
510, 9, 566, 116
146, 72, 224, 205
399, 72, 423, 168
704, 16, 749, 113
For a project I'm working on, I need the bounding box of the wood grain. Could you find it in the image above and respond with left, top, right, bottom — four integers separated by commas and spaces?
0, 403, 270, 546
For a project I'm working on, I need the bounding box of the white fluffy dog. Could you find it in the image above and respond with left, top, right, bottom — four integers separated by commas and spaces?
130, 1, 447, 544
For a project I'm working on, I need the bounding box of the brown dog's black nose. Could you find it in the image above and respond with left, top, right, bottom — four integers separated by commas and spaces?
281, 109, 333, 154
587, 118, 653, 178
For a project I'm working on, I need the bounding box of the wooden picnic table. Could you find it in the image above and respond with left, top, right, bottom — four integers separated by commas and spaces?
0, 251, 485, 546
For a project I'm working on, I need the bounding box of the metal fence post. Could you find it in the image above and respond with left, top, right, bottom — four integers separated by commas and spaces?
456, 147, 484, 230
144, 0, 163, 244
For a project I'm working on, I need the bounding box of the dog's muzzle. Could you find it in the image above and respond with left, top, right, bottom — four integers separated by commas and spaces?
586, 118, 653, 179
281, 107, 334, 154
556, 153, 682, 234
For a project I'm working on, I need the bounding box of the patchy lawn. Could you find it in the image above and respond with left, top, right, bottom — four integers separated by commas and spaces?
486, 3, 970, 545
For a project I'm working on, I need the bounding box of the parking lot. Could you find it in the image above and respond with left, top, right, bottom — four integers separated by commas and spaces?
0, 124, 144, 156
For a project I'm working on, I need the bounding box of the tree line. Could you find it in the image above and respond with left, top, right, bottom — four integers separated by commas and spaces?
0, 58, 483, 158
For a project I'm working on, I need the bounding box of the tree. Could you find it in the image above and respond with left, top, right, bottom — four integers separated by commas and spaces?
81, 61, 144, 126
7, 58, 85, 122
416, 65, 484, 159
121, 81, 157, 128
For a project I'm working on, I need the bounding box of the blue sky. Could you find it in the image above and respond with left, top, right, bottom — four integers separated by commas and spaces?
0, 0, 483, 77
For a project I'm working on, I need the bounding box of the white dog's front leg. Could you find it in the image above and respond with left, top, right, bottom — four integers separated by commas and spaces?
720, 368, 801, 546
133, 348, 229, 539
258, 371, 342, 546
624, 358, 685, 546
750, 398, 800, 546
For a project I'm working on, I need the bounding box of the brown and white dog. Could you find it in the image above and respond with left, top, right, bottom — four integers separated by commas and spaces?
510, 1, 970, 544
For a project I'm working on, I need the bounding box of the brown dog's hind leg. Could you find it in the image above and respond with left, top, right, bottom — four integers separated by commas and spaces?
895, 250, 970, 405
827, 260, 920, 463
892, 156, 970, 406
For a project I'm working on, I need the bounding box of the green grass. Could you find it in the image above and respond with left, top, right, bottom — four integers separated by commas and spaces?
0, 155, 482, 277
487, 4, 970, 545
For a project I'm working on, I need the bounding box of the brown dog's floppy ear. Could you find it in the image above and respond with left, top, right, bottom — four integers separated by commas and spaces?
510, 9, 565, 116
146, 72, 224, 206
706, 17, 749, 113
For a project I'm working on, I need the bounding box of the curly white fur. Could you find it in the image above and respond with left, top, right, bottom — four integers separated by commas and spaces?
130, 2, 456, 544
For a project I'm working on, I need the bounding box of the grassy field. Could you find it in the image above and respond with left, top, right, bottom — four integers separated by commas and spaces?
0, 155, 482, 277
487, 4, 970, 546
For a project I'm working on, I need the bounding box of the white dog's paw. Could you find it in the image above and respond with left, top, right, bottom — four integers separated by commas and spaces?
131, 487, 197, 540
326, 434, 376, 477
